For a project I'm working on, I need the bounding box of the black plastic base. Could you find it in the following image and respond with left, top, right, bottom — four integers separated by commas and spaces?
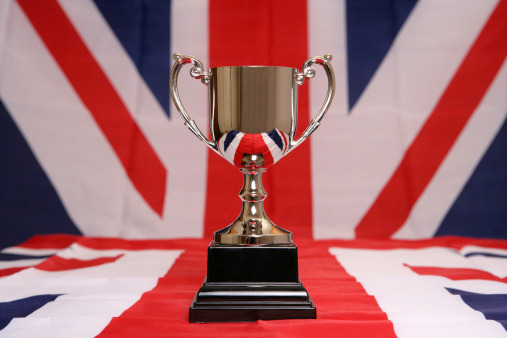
207, 243, 299, 283
189, 244, 316, 323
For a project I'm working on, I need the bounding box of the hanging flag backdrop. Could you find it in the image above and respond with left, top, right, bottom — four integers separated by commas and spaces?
0, 0, 506, 248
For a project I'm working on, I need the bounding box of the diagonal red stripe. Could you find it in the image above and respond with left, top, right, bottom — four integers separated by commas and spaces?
405, 264, 507, 283
17, 234, 81, 249
205, 0, 313, 239
255, 134, 275, 168
0, 267, 27, 278
355, 0, 507, 238
17, 0, 167, 217
35, 254, 124, 271
233, 134, 247, 168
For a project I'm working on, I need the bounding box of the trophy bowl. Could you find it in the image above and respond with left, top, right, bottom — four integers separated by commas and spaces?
170, 54, 335, 246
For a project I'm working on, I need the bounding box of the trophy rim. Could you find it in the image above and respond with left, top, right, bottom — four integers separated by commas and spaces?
210, 65, 298, 71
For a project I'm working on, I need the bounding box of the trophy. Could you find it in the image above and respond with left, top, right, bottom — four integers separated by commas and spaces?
170, 53, 335, 322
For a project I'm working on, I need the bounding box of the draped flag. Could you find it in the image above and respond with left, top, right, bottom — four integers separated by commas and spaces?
0, 0, 506, 260
0, 235, 506, 337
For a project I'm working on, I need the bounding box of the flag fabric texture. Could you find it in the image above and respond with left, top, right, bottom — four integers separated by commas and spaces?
0, 0, 506, 336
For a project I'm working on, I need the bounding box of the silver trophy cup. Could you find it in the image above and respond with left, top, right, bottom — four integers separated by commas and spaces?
170, 54, 335, 245
171, 54, 334, 322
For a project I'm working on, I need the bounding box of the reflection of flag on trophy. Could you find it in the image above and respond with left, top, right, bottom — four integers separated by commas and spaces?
217, 129, 289, 169
170, 54, 334, 322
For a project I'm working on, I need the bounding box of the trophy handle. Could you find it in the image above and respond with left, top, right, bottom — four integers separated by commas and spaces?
170, 53, 219, 153
289, 54, 335, 152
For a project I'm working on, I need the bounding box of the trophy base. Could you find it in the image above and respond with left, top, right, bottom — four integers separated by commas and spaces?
189, 280, 316, 323
189, 243, 316, 323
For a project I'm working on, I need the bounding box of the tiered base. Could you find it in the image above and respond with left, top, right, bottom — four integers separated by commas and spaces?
189, 244, 316, 323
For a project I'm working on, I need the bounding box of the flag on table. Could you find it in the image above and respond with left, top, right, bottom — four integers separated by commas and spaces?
0, 235, 506, 337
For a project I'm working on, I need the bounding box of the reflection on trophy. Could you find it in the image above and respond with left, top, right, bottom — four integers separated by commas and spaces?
170, 53, 334, 322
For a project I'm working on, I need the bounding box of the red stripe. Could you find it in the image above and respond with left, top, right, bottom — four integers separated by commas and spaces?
355, 0, 507, 238
17, 234, 81, 249
297, 241, 396, 335
76, 237, 190, 251
0, 267, 27, 278
35, 254, 123, 271
205, 0, 313, 239
405, 264, 507, 283
233, 134, 247, 167
279, 130, 289, 153
255, 134, 275, 167
18, 0, 167, 217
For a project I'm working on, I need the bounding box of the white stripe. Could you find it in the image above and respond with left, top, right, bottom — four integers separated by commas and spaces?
394, 59, 507, 238
310, 0, 499, 239
169, 0, 210, 237
308, 0, 349, 238
1, 247, 60, 256
0, 0, 13, 70
261, 133, 283, 163
0, 259, 45, 270
218, 135, 225, 156
461, 246, 507, 279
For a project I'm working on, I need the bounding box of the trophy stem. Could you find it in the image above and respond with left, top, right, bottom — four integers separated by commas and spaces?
191, 168, 315, 322
213, 168, 293, 245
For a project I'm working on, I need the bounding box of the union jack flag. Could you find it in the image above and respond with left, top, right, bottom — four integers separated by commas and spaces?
0, 235, 506, 336
0, 0, 506, 249
2, 1, 507, 335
